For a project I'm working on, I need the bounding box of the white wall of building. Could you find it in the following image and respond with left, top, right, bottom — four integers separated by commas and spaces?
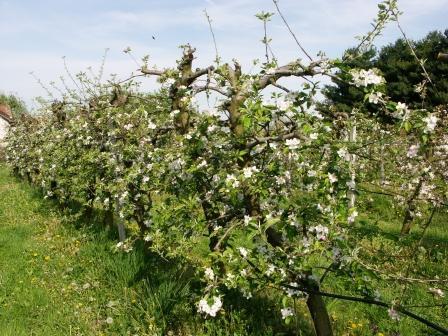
0, 117, 10, 141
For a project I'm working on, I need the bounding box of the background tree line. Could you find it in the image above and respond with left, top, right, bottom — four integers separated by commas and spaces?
321, 29, 448, 118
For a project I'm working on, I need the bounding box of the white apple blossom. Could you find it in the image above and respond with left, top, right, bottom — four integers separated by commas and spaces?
197, 159, 208, 168
407, 144, 419, 158
242, 166, 259, 178
337, 147, 350, 161
387, 307, 400, 321
225, 174, 240, 188
348, 210, 358, 224
309, 225, 329, 241
164, 78, 176, 86
350, 68, 384, 87
394, 102, 410, 120
169, 109, 180, 118
238, 247, 249, 258
285, 138, 300, 150
423, 114, 438, 133
207, 125, 217, 133
276, 100, 292, 111
368, 91, 383, 104
204, 267, 215, 281
265, 264, 276, 276
305, 108, 324, 119
280, 307, 294, 319
275, 176, 286, 185
198, 296, 222, 317
307, 170, 317, 177
328, 173, 338, 184
145, 120, 156, 130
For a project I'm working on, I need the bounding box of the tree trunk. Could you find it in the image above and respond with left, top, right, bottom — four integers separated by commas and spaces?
115, 200, 126, 242
103, 208, 114, 228
347, 125, 357, 211
400, 178, 423, 235
306, 291, 333, 336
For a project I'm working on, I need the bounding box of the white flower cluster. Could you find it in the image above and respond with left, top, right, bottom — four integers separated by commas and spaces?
368, 91, 383, 104
394, 102, 410, 120
387, 307, 400, 321
225, 174, 240, 188
423, 114, 438, 133
348, 210, 358, 224
406, 144, 419, 158
308, 224, 329, 241
115, 240, 133, 253
238, 247, 249, 258
280, 307, 294, 319
337, 147, 350, 161
276, 99, 292, 112
350, 68, 384, 87
285, 282, 302, 297
242, 166, 259, 178
204, 267, 215, 281
285, 138, 300, 150
198, 296, 223, 317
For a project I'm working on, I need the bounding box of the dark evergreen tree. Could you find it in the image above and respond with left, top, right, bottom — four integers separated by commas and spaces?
322, 29, 448, 117
376, 30, 448, 107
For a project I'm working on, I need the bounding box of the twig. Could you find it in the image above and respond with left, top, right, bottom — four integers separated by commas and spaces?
392, 10, 434, 88
271, 0, 313, 62
204, 9, 220, 64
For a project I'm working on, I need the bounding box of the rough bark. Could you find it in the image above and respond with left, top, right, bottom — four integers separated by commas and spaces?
306, 292, 333, 336
400, 177, 423, 235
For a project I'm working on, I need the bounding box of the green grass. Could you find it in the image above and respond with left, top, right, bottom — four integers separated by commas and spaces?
325, 193, 448, 336
0, 164, 446, 336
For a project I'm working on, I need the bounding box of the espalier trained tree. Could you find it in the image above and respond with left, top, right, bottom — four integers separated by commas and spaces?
5, 1, 448, 335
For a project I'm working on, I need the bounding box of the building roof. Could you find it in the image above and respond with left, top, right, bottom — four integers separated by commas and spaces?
0, 104, 12, 124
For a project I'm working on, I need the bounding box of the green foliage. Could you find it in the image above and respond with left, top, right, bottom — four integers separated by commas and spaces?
0, 92, 28, 118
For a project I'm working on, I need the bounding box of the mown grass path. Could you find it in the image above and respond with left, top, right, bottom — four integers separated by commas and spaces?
0, 165, 151, 336
0, 165, 71, 335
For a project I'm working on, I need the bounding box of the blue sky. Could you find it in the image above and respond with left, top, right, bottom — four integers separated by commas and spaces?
1, 0, 447, 108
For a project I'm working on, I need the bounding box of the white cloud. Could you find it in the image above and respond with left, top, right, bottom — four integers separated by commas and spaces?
0, 0, 446, 107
